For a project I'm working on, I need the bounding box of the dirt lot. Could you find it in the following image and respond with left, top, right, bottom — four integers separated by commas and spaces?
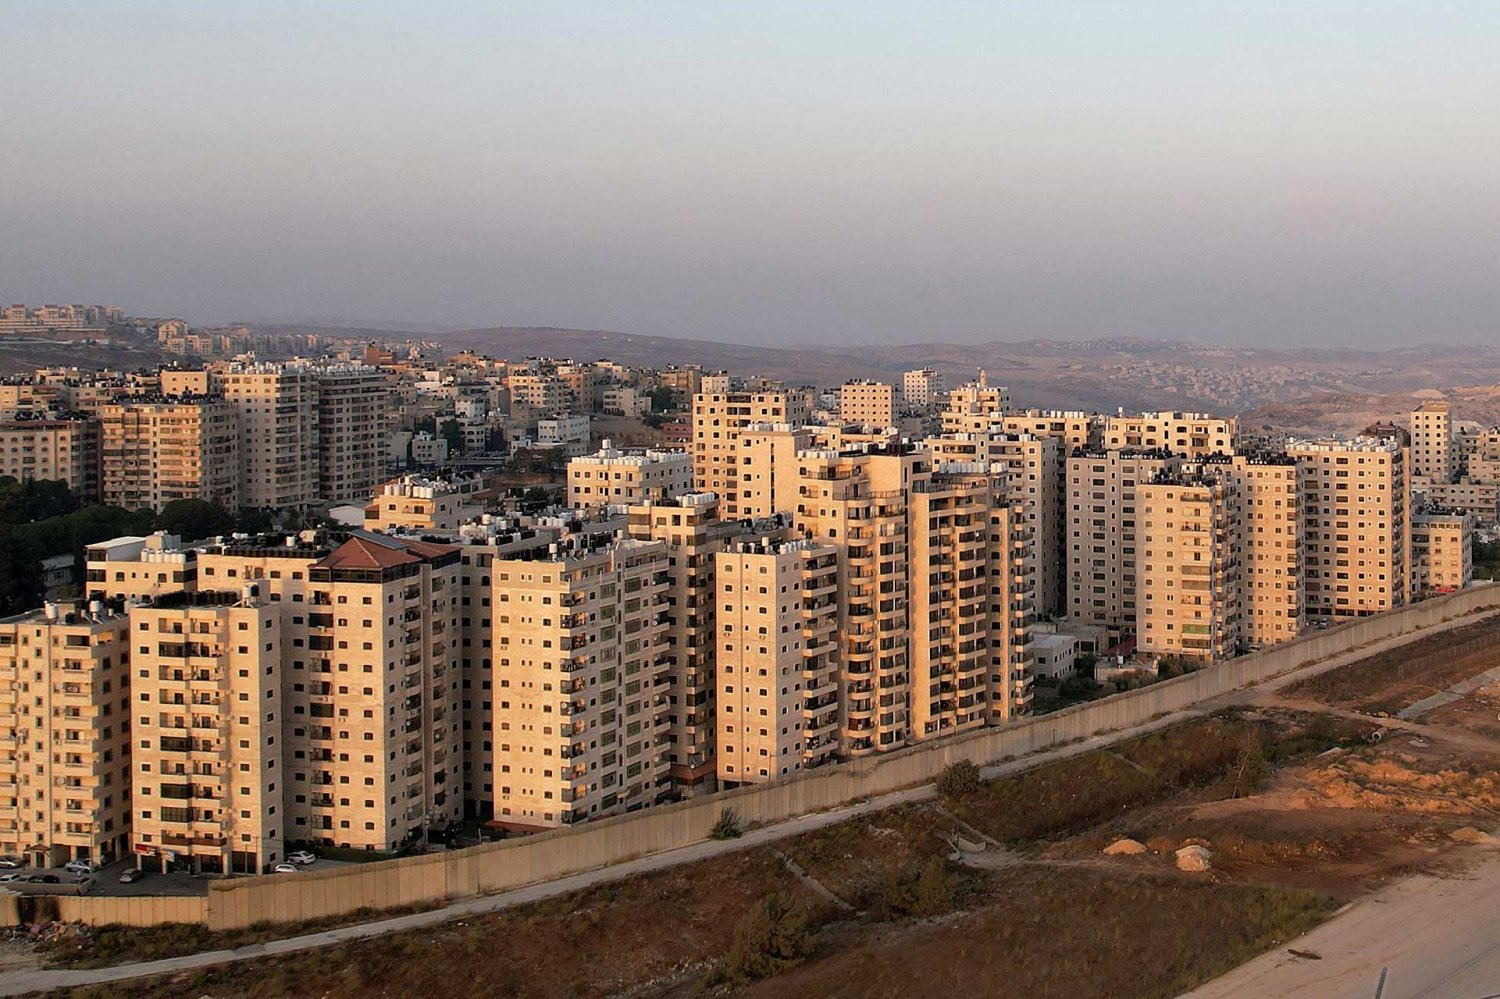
1285, 616, 1500, 714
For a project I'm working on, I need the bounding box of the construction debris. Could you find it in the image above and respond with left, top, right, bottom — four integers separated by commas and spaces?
1175, 845, 1213, 872
1103, 838, 1148, 856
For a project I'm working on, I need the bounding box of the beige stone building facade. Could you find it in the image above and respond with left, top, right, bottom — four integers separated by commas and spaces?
1103, 412, 1237, 457
692, 386, 809, 518
1288, 438, 1411, 620
714, 539, 839, 787
566, 443, 692, 509
364, 474, 486, 533
0, 417, 100, 500
1409, 401, 1452, 485
839, 380, 896, 427
128, 590, 283, 873
315, 365, 390, 504
99, 397, 239, 511
221, 364, 321, 510
486, 538, 672, 830
902, 368, 946, 410
0, 601, 132, 867
1412, 511, 1472, 594
1136, 472, 1242, 661
941, 372, 1011, 435
1066, 449, 1181, 635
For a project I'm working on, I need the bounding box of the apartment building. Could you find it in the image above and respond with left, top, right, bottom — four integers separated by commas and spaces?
692, 386, 810, 518
1419, 479, 1498, 524
486, 537, 672, 830
1412, 511, 1472, 594
1409, 401, 1452, 485
364, 473, 486, 533
1287, 438, 1411, 620
0, 600, 132, 867
926, 431, 1062, 616
128, 590, 282, 873
1213, 454, 1305, 648
902, 368, 946, 410
714, 539, 839, 787
86, 533, 198, 603
220, 363, 321, 509
315, 365, 390, 504
626, 495, 752, 795
99, 396, 239, 511
1066, 449, 1182, 635
737, 423, 815, 520
1103, 412, 1237, 457
793, 445, 920, 755
0, 417, 100, 500
941, 372, 1011, 435
566, 442, 692, 509
1136, 471, 1242, 661
839, 380, 896, 427
507, 374, 567, 418
908, 466, 1032, 738
998, 410, 1103, 453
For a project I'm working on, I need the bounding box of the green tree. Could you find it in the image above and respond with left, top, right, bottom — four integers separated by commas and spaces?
440, 419, 465, 455
648, 385, 677, 413
155, 499, 236, 541
936, 759, 982, 799
716, 893, 813, 985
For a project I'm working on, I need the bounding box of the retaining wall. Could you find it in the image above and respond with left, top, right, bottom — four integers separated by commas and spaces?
11, 585, 1499, 930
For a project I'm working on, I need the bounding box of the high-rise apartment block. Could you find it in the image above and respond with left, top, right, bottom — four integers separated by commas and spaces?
927, 431, 1062, 616
902, 368, 946, 410
1287, 438, 1410, 620
692, 385, 810, 518
485, 537, 671, 830
100, 396, 239, 511
221, 364, 321, 509
1412, 511, 1472, 595
1136, 471, 1242, 660
129, 590, 283, 874
941, 372, 1011, 435
1409, 401, 1452, 484
566, 442, 693, 509
839, 380, 896, 427
1103, 412, 1237, 457
1067, 449, 1181, 635
0, 417, 100, 500
714, 539, 840, 787
315, 365, 390, 504
0, 601, 132, 867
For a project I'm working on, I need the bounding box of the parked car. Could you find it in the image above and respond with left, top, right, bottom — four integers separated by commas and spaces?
64, 860, 98, 875
0, 873, 22, 883
118, 868, 147, 884
0, 856, 21, 869
287, 850, 317, 866
271, 863, 300, 874
27, 874, 60, 884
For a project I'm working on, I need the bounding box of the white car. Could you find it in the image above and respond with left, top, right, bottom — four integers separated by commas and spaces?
271, 863, 301, 874
287, 850, 317, 866
63, 860, 98, 875
0, 857, 21, 869
0, 873, 22, 883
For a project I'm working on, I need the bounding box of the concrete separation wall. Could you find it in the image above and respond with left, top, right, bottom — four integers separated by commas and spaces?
10, 585, 1498, 931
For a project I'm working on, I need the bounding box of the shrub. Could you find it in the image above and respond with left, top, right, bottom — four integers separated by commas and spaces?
879, 856, 956, 918
936, 759, 982, 799
713, 892, 813, 985
710, 808, 742, 840
1226, 731, 1269, 798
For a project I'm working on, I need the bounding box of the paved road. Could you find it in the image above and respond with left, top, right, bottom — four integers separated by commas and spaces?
1185, 849, 1500, 999
2, 610, 1491, 997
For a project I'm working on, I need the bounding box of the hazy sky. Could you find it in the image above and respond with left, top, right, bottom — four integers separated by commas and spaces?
4, 2, 1499, 348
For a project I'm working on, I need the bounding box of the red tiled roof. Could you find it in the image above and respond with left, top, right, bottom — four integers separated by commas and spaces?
314, 534, 459, 571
